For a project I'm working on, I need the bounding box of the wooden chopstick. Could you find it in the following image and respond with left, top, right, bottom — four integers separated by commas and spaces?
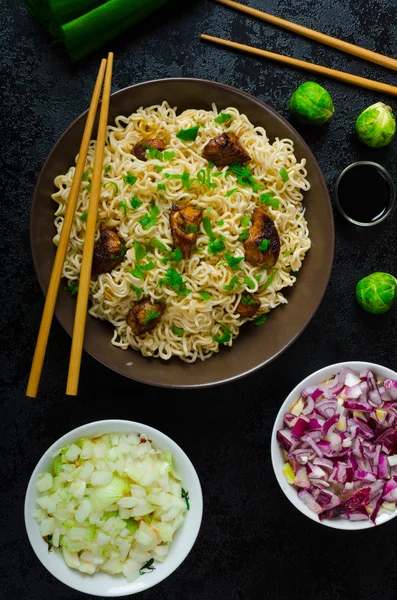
214, 0, 397, 72
66, 52, 114, 396
26, 58, 107, 399
201, 34, 397, 97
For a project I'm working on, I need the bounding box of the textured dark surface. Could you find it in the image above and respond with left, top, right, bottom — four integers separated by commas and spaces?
1, 1, 397, 599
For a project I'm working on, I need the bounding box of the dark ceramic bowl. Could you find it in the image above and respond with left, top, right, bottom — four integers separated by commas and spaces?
30, 78, 334, 388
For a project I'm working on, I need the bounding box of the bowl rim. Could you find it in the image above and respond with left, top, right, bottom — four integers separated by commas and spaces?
24, 419, 203, 596
271, 360, 397, 531
30, 76, 334, 389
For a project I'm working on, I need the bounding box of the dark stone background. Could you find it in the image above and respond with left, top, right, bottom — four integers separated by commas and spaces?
1, 1, 397, 599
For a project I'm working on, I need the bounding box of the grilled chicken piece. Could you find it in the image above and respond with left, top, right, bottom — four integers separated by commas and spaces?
126, 298, 165, 336
236, 294, 260, 318
170, 204, 202, 259
133, 139, 165, 161
92, 230, 124, 275
202, 132, 251, 167
243, 208, 280, 267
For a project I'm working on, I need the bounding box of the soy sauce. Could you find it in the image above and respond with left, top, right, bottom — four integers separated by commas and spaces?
337, 163, 391, 223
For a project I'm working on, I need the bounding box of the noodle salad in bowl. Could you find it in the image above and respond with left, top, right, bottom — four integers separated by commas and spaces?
53, 102, 311, 362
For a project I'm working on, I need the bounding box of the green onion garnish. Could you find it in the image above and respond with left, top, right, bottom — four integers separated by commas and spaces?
182, 488, 190, 510
185, 224, 198, 233
217, 220, 224, 226
161, 248, 184, 264
146, 148, 163, 160
263, 268, 279, 289
130, 284, 143, 300
260, 193, 280, 209
64, 282, 79, 295
130, 196, 143, 209
142, 308, 160, 325
279, 167, 289, 182
119, 201, 128, 215
223, 275, 239, 291
241, 295, 257, 306
160, 268, 190, 296
134, 240, 147, 262
226, 163, 262, 192
258, 238, 270, 252
225, 251, 244, 271
172, 325, 184, 337
255, 314, 267, 325
104, 165, 111, 173
224, 188, 238, 197
284, 249, 293, 257
82, 171, 90, 181
157, 183, 166, 191
176, 126, 200, 142
213, 323, 232, 344
80, 212, 88, 222
197, 168, 216, 189
139, 201, 160, 230
214, 112, 232, 125
164, 151, 175, 160
199, 291, 211, 300
149, 238, 167, 252
104, 181, 119, 194
208, 236, 226, 255
124, 172, 137, 186
239, 229, 249, 241
241, 215, 251, 227
244, 276, 256, 290
202, 217, 214, 240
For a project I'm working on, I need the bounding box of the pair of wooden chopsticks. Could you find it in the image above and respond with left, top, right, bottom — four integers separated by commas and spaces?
26, 52, 114, 399
202, 0, 397, 96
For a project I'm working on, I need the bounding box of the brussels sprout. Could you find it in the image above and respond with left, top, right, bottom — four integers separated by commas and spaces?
355, 102, 396, 148
289, 82, 334, 125
356, 272, 397, 314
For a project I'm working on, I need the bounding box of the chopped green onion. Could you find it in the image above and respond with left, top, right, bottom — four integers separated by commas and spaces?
199, 291, 211, 300
225, 188, 238, 197
155, 166, 163, 173
109, 243, 126, 260
284, 249, 293, 257
142, 308, 160, 325
223, 275, 239, 291
263, 268, 279, 289
149, 238, 167, 252
157, 183, 166, 191
241, 295, 257, 306
130, 268, 144, 280
130, 284, 143, 300
172, 325, 184, 337
239, 229, 249, 241
104, 181, 119, 194
255, 314, 267, 325
161, 248, 184, 264
214, 112, 232, 125
225, 251, 244, 271
279, 167, 289, 182
213, 323, 232, 344
139, 201, 160, 230
217, 220, 224, 226
244, 276, 256, 290
104, 165, 111, 173
134, 240, 147, 262
123, 172, 137, 185
146, 147, 163, 160
64, 282, 79, 295
260, 192, 280, 209
241, 215, 251, 227
176, 126, 200, 142
82, 171, 89, 181
86, 183, 91, 192
226, 163, 262, 192
80, 212, 88, 222
160, 268, 190, 296
139, 558, 155, 575
205, 206, 212, 214
185, 223, 198, 233
197, 168, 216, 189
139, 261, 155, 271
119, 200, 128, 215
164, 151, 175, 160
208, 235, 226, 255
130, 196, 143, 209
258, 238, 270, 252
202, 217, 214, 240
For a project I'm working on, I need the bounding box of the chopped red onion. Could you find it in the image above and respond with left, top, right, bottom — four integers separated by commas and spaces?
278, 367, 397, 524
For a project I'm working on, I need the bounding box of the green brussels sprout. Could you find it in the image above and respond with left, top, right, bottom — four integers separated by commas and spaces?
356, 272, 397, 314
289, 82, 334, 125
355, 102, 396, 147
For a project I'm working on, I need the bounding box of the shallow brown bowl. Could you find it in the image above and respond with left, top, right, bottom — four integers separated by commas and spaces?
30, 78, 334, 388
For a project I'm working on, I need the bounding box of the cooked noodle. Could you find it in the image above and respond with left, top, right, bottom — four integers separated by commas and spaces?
52, 102, 311, 362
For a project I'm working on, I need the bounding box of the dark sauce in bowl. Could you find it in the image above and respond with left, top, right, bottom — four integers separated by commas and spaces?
336, 162, 395, 225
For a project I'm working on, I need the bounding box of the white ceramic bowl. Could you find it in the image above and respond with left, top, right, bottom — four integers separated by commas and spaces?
24, 420, 203, 596
271, 361, 397, 530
